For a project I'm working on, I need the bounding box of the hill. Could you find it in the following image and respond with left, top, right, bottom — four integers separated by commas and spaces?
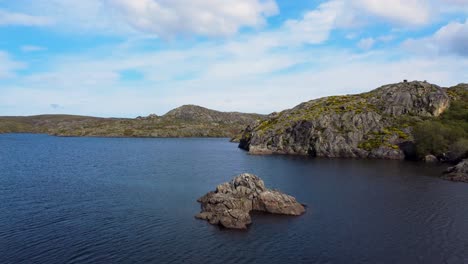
238, 81, 467, 161
0, 106, 264, 138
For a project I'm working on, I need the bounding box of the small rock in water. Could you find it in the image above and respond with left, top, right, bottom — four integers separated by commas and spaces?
195, 173, 306, 229
442, 159, 468, 183
424, 155, 438, 163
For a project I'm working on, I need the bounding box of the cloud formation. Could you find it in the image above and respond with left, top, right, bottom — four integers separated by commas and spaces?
0, 51, 25, 79
350, 0, 430, 26
404, 19, 468, 57
0, 9, 51, 26
21, 45, 47, 52
110, 0, 278, 36
1, 0, 467, 117
6, 0, 450, 37
10, 0, 278, 37
281, 1, 340, 45
358, 38, 376, 50
433, 19, 468, 56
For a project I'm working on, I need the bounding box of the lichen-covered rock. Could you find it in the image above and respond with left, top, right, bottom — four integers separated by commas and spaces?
254, 191, 306, 215
238, 81, 453, 159
442, 159, 468, 183
369, 81, 450, 117
195, 173, 305, 229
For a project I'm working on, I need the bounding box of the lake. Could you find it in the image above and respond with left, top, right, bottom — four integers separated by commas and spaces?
1, 134, 467, 263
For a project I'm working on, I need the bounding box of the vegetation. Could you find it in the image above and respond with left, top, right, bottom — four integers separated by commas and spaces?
0, 106, 264, 138
413, 86, 468, 160
358, 127, 407, 151
238, 80, 466, 161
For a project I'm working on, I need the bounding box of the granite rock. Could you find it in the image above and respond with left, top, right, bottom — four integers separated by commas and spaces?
195, 173, 305, 229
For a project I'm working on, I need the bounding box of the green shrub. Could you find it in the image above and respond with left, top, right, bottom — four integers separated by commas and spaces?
448, 139, 468, 161
413, 88, 467, 159
413, 121, 455, 156
123, 129, 134, 137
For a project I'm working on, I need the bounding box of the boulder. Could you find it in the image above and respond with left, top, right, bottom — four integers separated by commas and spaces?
424, 155, 438, 163
195, 173, 305, 229
442, 159, 468, 183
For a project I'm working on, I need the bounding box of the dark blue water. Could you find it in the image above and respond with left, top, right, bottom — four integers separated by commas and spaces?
1, 134, 468, 264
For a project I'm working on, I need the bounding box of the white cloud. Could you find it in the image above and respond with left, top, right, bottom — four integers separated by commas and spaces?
438, 0, 468, 14
3, 51, 467, 117
281, 1, 341, 45
404, 19, 468, 57
110, 0, 278, 37
377, 35, 395, 42
0, 9, 51, 26
1, 1, 467, 117
358, 37, 375, 50
0, 51, 25, 79
21, 45, 47, 52
350, 0, 430, 26
356, 35, 395, 50
3, 31, 467, 117
433, 19, 468, 56
11, 0, 278, 37
317, 0, 433, 29
222, 0, 342, 52
267, 0, 434, 44
5, 0, 465, 39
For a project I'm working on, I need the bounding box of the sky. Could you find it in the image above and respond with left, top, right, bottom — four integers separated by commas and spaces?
0, 0, 467, 117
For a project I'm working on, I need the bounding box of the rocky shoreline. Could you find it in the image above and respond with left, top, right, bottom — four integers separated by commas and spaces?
442, 159, 468, 183
236, 81, 468, 182
195, 173, 305, 229
238, 81, 451, 159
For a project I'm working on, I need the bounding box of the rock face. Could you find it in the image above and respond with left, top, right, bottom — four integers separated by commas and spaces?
195, 173, 305, 229
238, 81, 454, 159
443, 159, 468, 183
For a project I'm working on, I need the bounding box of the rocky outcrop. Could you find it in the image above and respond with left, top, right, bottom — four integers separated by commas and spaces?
369, 81, 450, 117
238, 81, 453, 159
442, 159, 468, 183
195, 173, 305, 229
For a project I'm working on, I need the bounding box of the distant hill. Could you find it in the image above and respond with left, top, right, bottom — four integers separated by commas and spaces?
238, 81, 467, 160
0, 106, 264, 138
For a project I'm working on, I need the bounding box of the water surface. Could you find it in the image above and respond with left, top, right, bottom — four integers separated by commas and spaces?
1, 134, 467, 263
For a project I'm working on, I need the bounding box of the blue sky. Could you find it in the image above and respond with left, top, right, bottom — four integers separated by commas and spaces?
0, 0, 467, 117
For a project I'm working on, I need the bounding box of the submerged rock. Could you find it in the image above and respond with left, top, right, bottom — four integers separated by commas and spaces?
443, 159, 468, 183
195, 173, 305, 229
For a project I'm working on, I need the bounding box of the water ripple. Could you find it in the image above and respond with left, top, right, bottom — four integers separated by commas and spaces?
1, 134, 468, 263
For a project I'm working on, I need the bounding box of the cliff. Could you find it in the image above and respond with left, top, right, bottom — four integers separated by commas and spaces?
238, 81, 466, 160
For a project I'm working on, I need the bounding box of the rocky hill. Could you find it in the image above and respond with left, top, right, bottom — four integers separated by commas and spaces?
238, 81, 467, 160
0, 105, 264, 138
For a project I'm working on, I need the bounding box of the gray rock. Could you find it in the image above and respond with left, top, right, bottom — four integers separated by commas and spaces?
424, 155, 438, 163
195, 173, 305, 229
442, 159, 468, 183
238, 81, 452, 159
